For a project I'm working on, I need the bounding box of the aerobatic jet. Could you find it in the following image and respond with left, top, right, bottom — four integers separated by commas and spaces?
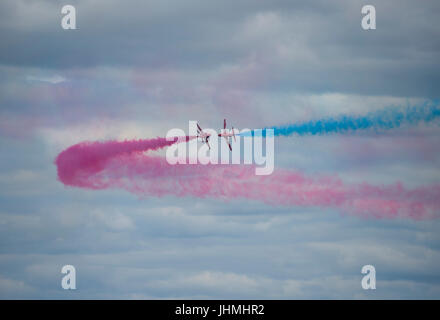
196, 119, 236, 151
196, 122, 212, 149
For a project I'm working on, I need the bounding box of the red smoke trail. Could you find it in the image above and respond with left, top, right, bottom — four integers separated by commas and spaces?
55, 138, 440, 220
56, 136, 192, 188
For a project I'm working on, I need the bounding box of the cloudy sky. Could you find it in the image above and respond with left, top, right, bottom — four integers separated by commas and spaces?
0, 0, 440, 299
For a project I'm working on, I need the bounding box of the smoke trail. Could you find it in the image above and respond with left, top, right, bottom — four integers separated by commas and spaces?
55, 137, 440, 220
55, 136, 194, 188
240, 100, 440, 137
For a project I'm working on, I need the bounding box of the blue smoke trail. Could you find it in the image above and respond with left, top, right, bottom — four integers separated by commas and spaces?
239, 100, 440, 137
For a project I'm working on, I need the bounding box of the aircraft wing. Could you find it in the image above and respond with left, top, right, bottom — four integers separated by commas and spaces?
224, 119, 227, 129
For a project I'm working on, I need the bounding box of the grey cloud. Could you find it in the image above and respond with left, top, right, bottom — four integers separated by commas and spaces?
0, 0, 439, 96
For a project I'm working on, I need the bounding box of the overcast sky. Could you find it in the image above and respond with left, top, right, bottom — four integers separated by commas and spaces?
0, 0, 440, 299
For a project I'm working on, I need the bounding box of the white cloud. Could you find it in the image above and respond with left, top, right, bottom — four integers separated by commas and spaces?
26, 75, 67, 84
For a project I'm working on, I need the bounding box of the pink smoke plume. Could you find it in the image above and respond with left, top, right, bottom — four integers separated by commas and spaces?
55, 137, 440, 220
